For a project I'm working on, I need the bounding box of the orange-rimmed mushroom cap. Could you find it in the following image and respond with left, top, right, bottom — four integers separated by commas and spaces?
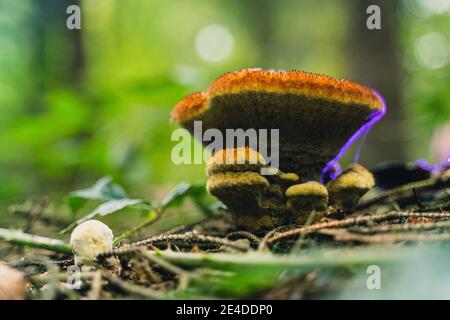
172, 68, 385, 180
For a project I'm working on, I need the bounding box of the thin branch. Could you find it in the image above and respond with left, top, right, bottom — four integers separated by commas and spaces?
87, 270, 103, 300
266, 211, 450, 244
0, 228, 71, 254
124, 232, 249, 252
318, 228, 450, 244
358, 175, 450, 209
104, 275, 166, 299
350, 220, 450, 234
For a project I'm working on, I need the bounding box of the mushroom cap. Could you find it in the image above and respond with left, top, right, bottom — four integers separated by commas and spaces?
70, 220, 113, 265
172, 68, 384, 180
286, 181, 328, 199
327, 163, 375, 193
206, 147, 267, 176
285, 182, 329, 223
207, 171, 270, 196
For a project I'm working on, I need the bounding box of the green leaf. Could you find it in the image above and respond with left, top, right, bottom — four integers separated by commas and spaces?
158, 182, 192, 209
60, 198, 150, 234
66, 176, 128, 213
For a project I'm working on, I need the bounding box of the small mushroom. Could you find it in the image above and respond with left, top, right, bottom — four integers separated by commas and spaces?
206, 147, 267, 176
207, 148, 274, 230
70, 220, 113, 267
327, 163, 375, 210
285, 182, 328, 224
0, 263, 27, 300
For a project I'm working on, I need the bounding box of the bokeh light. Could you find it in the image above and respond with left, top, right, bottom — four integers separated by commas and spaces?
417, 0, 450, 15
414, 32, 449, 69
195, 24, 234, 63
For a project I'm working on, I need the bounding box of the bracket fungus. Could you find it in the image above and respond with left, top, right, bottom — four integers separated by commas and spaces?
172, 68, 385, 230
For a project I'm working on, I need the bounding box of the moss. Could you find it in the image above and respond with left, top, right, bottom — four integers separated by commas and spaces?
207, 172, 274, 230
286, 182, 328, 224
327, 163, 375, 210
206, 147, 266, 176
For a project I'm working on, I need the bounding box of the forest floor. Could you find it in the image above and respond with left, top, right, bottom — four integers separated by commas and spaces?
1, 167, 450, 300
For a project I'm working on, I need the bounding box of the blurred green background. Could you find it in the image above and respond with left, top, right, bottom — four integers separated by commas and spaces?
0, 0, 449, 213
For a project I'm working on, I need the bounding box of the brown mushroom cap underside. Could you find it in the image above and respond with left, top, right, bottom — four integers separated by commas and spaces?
172, 69, 383, 180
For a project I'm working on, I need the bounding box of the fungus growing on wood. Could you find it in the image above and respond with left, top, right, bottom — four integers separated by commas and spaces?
172, 68, 385, 229
206, 148, 274, 230
327, 163, 375, 210
286, 181, 328, 224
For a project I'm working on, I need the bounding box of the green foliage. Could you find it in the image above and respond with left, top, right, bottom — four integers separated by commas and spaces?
0, 0, 448, 208
61, 178, 211, 237
0, 227, 72, 254
61, 198, 150, 234
159, 182, 192, 209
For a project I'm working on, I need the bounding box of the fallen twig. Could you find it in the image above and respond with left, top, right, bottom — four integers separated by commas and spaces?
350, 219, 450, 234
0, 228, 71, 254
318, 228, 450, 244
266, 211, 450, 244
358, 174, 450, 209
124, 231, 249, 252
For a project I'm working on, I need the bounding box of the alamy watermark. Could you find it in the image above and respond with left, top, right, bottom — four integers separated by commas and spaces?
66, 265, 82, 290
66, 4, 81, 30
366, 265, 381, 290
366, 5, 381, 30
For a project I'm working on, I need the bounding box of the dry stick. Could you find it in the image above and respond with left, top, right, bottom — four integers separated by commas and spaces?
351, 219, 450, 234
258, 226, 288, 251
318, 228, 450, 244
358, 175, 450, 209
292, 210, 317, 251
419, 199, 450, 212
99, 247, 193, 291
104, 274, 165, 299
266, 211, 450, 244
225, 231, 261, 245
32, 271, 98, 286
87, 270, 103, 300
21, 256, 60, 300
125, 232, 249, 252
138, 249, 191, 291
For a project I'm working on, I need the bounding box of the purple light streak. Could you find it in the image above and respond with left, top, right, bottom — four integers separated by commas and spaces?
320, 90, 387, 183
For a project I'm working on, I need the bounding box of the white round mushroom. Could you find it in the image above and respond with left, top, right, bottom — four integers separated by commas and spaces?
70, 220, 113, 266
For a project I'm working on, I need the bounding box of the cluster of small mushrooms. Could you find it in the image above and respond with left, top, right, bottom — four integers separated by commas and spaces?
172, 68, 384, 230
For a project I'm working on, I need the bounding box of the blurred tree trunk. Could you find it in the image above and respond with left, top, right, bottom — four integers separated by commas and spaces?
238, 0, 276, 67
35, 0, 84, 91
347, 0, 406, 165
